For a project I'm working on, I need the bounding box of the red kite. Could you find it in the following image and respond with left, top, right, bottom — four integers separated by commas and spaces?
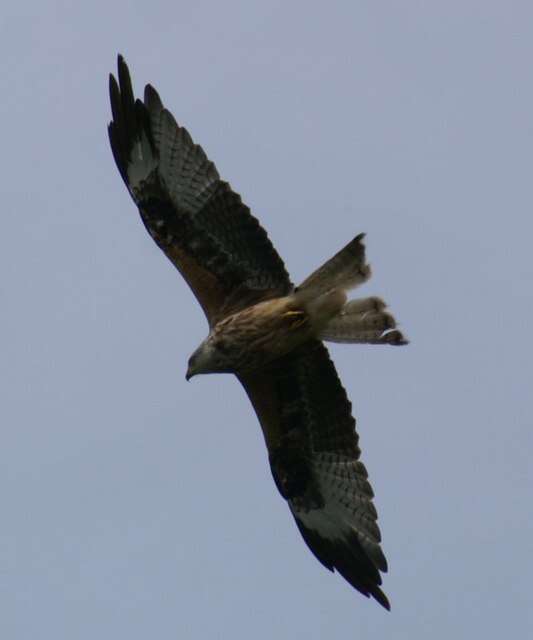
108, 56, 407, 609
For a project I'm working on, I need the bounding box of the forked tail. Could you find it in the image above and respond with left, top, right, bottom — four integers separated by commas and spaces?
295, 235, 408, 346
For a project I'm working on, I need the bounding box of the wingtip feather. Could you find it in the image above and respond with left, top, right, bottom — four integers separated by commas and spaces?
293, 515, 390, 610
144, 83, 163, 111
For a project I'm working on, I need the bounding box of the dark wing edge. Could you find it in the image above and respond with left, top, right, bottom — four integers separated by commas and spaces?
108, 55, 291, 324
239, 341, 390, 610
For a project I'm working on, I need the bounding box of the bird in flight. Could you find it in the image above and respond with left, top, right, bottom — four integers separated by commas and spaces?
108, 56, 407, 610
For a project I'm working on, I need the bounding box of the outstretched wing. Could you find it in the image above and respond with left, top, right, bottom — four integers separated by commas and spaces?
238, 341, 390, 610
108, 56, 291, 325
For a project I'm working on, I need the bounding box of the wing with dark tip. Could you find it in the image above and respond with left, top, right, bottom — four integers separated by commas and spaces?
108, 56, 291, 324
238, 341, 390, 610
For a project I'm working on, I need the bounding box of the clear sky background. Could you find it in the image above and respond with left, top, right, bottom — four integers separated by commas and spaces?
2, 2, 532, 638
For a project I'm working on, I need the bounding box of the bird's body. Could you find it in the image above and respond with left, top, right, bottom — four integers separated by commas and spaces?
108, 56, 407, 610
187, 296, 313, 377
187, 287, 351, 377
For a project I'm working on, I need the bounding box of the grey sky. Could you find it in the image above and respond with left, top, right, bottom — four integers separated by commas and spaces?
2, 1, 532, 638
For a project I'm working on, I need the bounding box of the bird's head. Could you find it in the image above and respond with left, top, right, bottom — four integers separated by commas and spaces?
185, 335, 234, 380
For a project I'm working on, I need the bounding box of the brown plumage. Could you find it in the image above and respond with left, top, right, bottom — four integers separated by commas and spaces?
108, 55, 408, 610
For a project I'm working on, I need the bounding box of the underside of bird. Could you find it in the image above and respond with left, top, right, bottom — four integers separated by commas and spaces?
186, 233, 407, 379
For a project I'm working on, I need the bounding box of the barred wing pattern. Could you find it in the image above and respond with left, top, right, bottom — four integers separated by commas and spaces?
108, 56, 291, 324
239, 341, 389, 609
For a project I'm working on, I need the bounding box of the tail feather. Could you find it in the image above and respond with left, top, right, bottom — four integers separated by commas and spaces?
322, 326, 408, 345
297, 234, 370, 297
295, 234, 408, 346
319, 298, 408, 345
342, 297, 386, 315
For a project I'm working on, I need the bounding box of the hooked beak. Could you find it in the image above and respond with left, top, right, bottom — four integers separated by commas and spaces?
185, 361, 198, 381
